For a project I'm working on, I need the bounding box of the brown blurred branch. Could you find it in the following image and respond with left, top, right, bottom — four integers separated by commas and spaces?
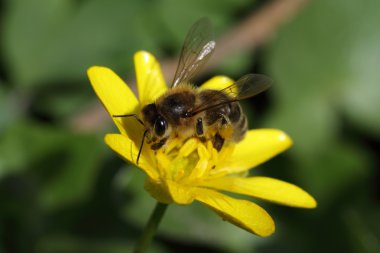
70, 0, 309, 132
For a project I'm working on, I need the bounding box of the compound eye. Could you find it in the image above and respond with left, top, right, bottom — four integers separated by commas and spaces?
154, 117, 167, 137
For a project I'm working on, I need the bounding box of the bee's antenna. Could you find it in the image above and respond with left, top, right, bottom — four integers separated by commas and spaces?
112, 114, 146, 165
137, 130, 148, 165
113, 113, 145, 126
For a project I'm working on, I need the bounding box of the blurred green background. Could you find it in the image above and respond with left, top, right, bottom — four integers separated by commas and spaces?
1, 0, 380, 252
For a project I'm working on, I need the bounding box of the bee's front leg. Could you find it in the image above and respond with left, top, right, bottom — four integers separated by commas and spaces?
196, 118, 207, 142
151, 138, 168, 150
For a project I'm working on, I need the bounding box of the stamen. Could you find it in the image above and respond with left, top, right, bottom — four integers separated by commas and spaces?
170, 157, 189, 181
198, 143, 211, 160
165, 138, 181, 154
186, 143, 211, 181
179, 138, 198, 157
154, 137, 235, 183
207, 144, 235, 177
156, 152, 171, 178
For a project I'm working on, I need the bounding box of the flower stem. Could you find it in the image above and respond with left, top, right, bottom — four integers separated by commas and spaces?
133, 202, 168, 253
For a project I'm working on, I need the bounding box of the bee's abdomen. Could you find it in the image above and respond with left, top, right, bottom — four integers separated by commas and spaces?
199, 90, 230, 125
228, 103, 247, 142
228, 102, 241, 123
199, 89, 248, 143
232, 112, 248, 142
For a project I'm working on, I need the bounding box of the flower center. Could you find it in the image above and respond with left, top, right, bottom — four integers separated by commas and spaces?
154, 137, 234, 184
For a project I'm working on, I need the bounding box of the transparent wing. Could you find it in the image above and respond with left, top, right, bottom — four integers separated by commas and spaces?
221, 74, 272, 100
188, 74, 272, 116
172, 18, 215, 88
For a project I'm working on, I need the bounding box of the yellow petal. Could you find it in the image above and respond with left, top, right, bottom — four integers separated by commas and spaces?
134, 51, 168, 106
194, 188, 275, 236
199, 76, 234, 90
222, 129, 292, 174
166, 180, 196, 204
87, 66, 140, 135
200, 177, 317, 208
104, 134, 158, 180
144, 178, 173, 204
144, 179, 196, 205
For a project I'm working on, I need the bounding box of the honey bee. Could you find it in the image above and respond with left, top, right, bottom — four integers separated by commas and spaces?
114, 18, 272, 164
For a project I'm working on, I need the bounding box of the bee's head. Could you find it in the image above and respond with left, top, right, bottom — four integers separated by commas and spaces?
141, 103, 171, 142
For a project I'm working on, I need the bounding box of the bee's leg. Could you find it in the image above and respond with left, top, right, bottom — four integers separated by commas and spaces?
212, 133, 225, 151
151, 138, 168, 150
196, 118, 204, 135
196, 118, 207, 142
218, 113, 234, 141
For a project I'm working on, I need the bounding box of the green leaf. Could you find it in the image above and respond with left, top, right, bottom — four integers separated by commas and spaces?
0, 86, 23, 131
0, 121, 67, 177
266, 0, 380, 149
0, 120, 103, 210
153, 0, 253, 52
2, 0, 152, 88
39, 132, 103, 210
294, 141, 370, 205
265, 96, 338, 158
37, 235, 167, 253
264, 0, 379, 203
342, 207, 380, 253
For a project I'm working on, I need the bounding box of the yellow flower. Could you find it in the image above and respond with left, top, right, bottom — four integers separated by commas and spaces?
87, 51, 316, 237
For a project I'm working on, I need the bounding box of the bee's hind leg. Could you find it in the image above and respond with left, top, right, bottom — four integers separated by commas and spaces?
212, 133, 225, 151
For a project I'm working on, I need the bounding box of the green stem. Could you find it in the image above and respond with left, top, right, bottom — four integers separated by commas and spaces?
133, 202, 168, 253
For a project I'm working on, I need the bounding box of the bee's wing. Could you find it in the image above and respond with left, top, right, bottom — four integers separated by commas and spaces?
221, 74, 272, 100
188, 74, 272, 116
172, 18, 215, 88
